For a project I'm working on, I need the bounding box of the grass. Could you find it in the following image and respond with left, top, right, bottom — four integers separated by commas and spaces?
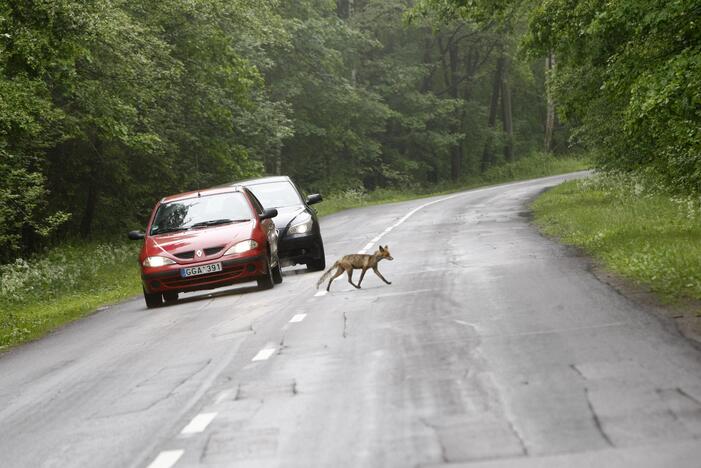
0, 242, 141, 350
0, 153, 589, 350
532, 174, 701, 303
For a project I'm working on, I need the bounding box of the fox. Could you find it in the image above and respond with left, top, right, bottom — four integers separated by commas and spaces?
316, 245, 394, 291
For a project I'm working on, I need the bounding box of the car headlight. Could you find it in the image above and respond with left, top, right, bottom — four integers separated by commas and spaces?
143, 256, 176, 267
225, 240, 259, 255
287, 214, 313, 236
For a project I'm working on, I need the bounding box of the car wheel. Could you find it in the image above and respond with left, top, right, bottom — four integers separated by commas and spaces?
143, 288, 163, 309
272, 256, 283, 284
163, 291, 178, 303
257, 258, 275, 290
306, 243, 326, 271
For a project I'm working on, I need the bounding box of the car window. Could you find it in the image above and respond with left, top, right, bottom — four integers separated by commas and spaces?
247, 181, 302, 208
150, 192, 253, 235
245, 189, 265, 215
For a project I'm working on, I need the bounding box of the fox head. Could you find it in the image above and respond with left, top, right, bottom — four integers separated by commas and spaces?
378, 245, 393, 261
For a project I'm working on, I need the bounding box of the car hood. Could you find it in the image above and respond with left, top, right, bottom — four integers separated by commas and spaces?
271, 205, 307, 231
145, 221, 256, 258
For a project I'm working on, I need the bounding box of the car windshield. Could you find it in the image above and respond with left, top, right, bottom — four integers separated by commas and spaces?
150, 192, 252, 235
247, 181, 302, 208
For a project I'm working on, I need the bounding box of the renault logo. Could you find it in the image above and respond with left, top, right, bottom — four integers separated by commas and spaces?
196, 249, 203, 258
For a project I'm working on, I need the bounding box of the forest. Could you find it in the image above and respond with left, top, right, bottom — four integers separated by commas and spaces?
1, 0, 698, 262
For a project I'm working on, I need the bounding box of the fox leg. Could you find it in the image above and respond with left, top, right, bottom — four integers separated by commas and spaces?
357, 267, 368, 287
372, 266, 392, 285
346, 267, 360, 289
326, 266, 345, 291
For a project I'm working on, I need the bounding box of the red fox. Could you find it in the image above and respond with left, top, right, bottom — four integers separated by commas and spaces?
316, 245, 394, 291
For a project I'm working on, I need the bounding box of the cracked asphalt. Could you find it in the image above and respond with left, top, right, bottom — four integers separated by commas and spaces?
1, 173, 701, 468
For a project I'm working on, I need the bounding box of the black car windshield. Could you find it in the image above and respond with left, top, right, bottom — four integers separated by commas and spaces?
150, 192, 252, 235
247, 181, 302, 208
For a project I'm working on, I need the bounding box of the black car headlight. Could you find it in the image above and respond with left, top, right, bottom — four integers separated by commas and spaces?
287, 214, 313, 236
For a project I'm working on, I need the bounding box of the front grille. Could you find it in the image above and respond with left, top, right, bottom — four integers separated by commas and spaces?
173, 245, 225, 260
204, 246, 224, 256
160, 264, 246, 288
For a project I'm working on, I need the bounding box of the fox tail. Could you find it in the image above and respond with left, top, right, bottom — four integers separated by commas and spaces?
316, 262, 339, 289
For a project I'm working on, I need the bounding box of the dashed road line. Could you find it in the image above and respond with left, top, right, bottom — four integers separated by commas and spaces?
357, 192, 464, 254
289, 313, 307, 323
180, 412, 217, 435
214, 389, 232, 404
252, 347, 277, 361
146, 450, 184, 468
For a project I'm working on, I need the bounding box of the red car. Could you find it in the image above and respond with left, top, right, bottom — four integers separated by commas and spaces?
128, 186, 282, 308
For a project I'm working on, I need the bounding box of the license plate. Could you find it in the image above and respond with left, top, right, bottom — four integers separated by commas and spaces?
181, 262, 223, 278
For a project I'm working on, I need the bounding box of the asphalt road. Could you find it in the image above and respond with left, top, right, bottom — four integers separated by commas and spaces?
1, 173, 701, 468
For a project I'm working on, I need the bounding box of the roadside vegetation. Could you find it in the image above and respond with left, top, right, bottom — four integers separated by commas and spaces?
533, 174, 701, 303
0, 243, 141, 350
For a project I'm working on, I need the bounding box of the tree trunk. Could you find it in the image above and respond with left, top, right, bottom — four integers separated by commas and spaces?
501, 58, 514, 162
80, 138, 102, 239
80, 182, 98, 239
544, 52, 556, 153
481, 53, 504, 172
448, 40, 462, 181
421, 37, 433, 93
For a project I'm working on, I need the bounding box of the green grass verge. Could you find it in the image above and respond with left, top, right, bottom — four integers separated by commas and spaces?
0, 242, 141, 350
0, 153, 589, 350
532, 175, 701, 303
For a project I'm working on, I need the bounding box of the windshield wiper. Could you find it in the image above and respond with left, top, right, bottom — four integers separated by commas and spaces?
151, 227, 190, 235
190, 218, 250, 229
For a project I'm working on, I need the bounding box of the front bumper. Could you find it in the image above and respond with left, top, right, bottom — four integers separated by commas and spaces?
141, 255, 266, 294
278, 233, 320, 265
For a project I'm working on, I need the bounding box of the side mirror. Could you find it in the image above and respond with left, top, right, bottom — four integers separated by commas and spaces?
128, 230, 145, 240
306, 193, 323, 205
260, 208, 278, 220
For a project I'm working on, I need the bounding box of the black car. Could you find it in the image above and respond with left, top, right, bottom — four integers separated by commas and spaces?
233, 176, 326, 271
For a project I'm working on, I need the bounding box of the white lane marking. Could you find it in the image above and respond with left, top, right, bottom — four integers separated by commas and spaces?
214, 390, 232, 404
146, 450, 184, 468
314, 290, 327, 297
357, 192, 465, 254
180, 412, 217, 435
252, 347, 276, 361
289, 313, 307, 323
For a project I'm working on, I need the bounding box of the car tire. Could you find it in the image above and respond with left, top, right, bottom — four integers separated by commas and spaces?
163, 291, 178, 303
257, 259, 275, 290
306, 243, 326, 271
143, 288, 163, 309
272, 259, 283, 284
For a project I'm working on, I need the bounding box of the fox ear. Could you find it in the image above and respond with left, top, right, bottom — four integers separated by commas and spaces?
379, 245, 385, 252
384, 245, 389, 250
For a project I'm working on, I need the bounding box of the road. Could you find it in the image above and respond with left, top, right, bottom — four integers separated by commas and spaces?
1, 173, 700, 468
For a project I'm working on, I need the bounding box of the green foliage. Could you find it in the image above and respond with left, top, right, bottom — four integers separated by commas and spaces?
533, 174, 701, 302
525, 0, 701, 193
